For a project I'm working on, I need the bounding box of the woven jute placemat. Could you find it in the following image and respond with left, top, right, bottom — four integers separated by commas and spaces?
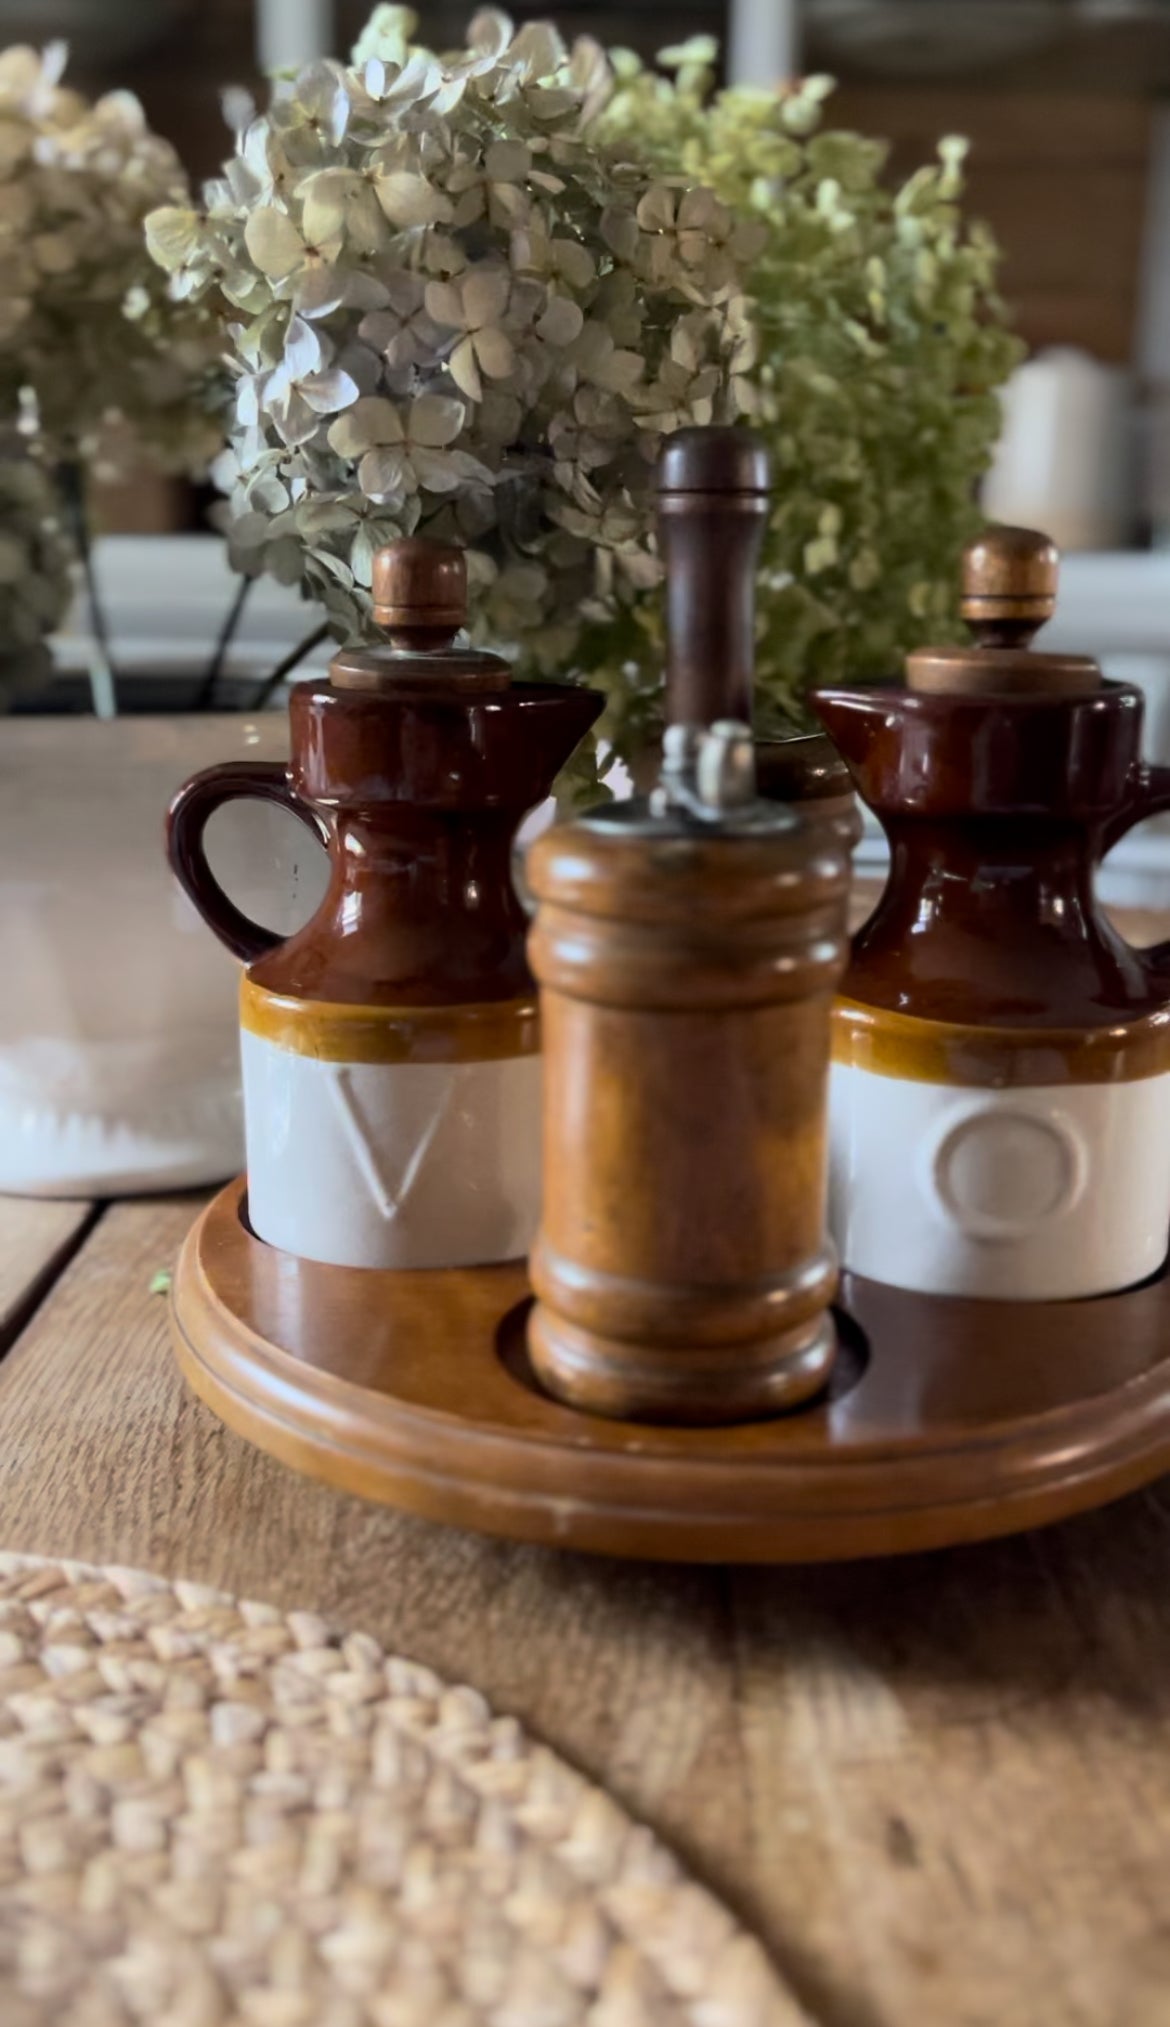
0, 1554, 804, 2027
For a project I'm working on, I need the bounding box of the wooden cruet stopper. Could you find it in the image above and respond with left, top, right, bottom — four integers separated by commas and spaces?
525, 721, 851, 1426
905, 525, 1100, 697
330, 535, 509, 692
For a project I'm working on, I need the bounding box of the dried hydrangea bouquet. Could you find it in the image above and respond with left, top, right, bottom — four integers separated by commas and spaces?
147, 5, 1017, 782
0, 39, 220, 710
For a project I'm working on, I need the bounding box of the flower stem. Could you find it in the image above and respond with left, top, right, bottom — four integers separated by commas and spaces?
249, 620, 331, 710
197, 571, 254, 710
60, 459, 117, 719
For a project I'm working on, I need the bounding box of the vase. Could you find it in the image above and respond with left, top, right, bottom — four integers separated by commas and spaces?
0, 695, 327, 1195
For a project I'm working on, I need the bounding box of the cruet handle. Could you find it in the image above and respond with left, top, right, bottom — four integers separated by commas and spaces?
1100, 762, 1170, 979
166, 761, 332, 965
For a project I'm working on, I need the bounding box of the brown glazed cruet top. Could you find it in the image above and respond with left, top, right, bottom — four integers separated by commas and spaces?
166, 535, 601, 1006
814, 523, 1170, 1030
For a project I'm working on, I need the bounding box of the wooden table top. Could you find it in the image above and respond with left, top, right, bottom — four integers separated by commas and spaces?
4, 918, 1170, 2027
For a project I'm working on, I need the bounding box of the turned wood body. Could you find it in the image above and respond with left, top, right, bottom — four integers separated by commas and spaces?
526, 801, 851, 1423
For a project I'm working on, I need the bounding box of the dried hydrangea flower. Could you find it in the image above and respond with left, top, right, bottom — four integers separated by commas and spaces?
0, 41, 220, 475
146, 7, 753, 784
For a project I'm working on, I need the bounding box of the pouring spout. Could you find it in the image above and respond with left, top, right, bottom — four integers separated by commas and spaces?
810, 687, 891, 796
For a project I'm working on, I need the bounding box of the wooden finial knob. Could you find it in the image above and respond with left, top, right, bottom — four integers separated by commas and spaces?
372, 537, 467, 649
961, 525, 1059, 648
905, 521, 1098, 698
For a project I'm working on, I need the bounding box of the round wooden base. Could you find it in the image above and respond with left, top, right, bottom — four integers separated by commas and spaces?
170, 1179, 1170, 1562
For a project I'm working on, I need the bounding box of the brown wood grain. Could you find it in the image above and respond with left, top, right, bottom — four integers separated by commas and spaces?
1, 1194, 1170, 2024
0, 1195, 94, 1353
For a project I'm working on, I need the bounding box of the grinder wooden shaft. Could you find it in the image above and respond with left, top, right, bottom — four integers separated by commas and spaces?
656, 424, 857, 840
526, 435, 853, 1424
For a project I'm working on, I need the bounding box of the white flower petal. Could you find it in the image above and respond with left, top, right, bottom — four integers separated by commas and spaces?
244, 205, 305, 280
144, 205, 200, 272
472, 325, 515, 380
411, 447, 460, 492
300, 169, 356, 250
424, 280, 465, 330
468, 7, 513, 58
462, 266, 510, 331
298, 367, 361, 415
509, 21, 565, 78
357, 310, 399, 352
359, 445, 413, 498
635, 186, 677, 234
295, 265, 348, 318
283, 314, 323, 380
409, 394, 465, 448
384, 270, 426, 315
328, 395, 404, 455
375, 172, 454, 229
448, 334, 483, 401
537, 296, 584, 346
270, 389, 321, 447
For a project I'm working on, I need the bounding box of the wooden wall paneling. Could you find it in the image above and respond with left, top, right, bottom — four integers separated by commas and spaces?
831, 86, 1154, 364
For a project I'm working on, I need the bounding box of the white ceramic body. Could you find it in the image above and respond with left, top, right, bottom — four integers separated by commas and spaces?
0, 716, 325, 1196
242, 1029, 542, 1270
829, 1061, 1170, 1300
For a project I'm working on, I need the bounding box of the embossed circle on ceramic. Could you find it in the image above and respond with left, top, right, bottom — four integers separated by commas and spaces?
920, 1098, 1089, 1244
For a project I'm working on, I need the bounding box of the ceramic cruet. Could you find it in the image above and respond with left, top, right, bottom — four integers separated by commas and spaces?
816, 524, 1170, 1302
166, 537, 601, 1271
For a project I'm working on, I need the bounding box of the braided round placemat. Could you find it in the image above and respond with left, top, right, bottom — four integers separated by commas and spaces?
0, 1554, 803, 2027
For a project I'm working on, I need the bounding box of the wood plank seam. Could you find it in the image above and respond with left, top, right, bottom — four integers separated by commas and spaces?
0, 1202, 103, 1361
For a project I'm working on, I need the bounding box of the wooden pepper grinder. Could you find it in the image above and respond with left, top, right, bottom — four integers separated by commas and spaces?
526, 496, 853, 1422
817, 524, 1170, 1302
167, 538, 600, 1272
656, 426, 858, 845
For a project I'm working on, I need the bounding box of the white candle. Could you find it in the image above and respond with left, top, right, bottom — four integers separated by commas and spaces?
256, 0, 334, 74
727, 0, 800, 86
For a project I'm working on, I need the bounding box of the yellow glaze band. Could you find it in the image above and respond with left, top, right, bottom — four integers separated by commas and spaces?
832, 996, 1170, 1088
241, 977, 540, 1065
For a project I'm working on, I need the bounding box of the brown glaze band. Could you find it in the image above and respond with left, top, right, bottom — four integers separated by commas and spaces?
241, 978, 539, 1065
833, 997, 1170, 1088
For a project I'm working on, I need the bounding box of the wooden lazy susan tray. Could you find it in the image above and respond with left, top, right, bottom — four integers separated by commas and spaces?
170, 1179, 1170, 1562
